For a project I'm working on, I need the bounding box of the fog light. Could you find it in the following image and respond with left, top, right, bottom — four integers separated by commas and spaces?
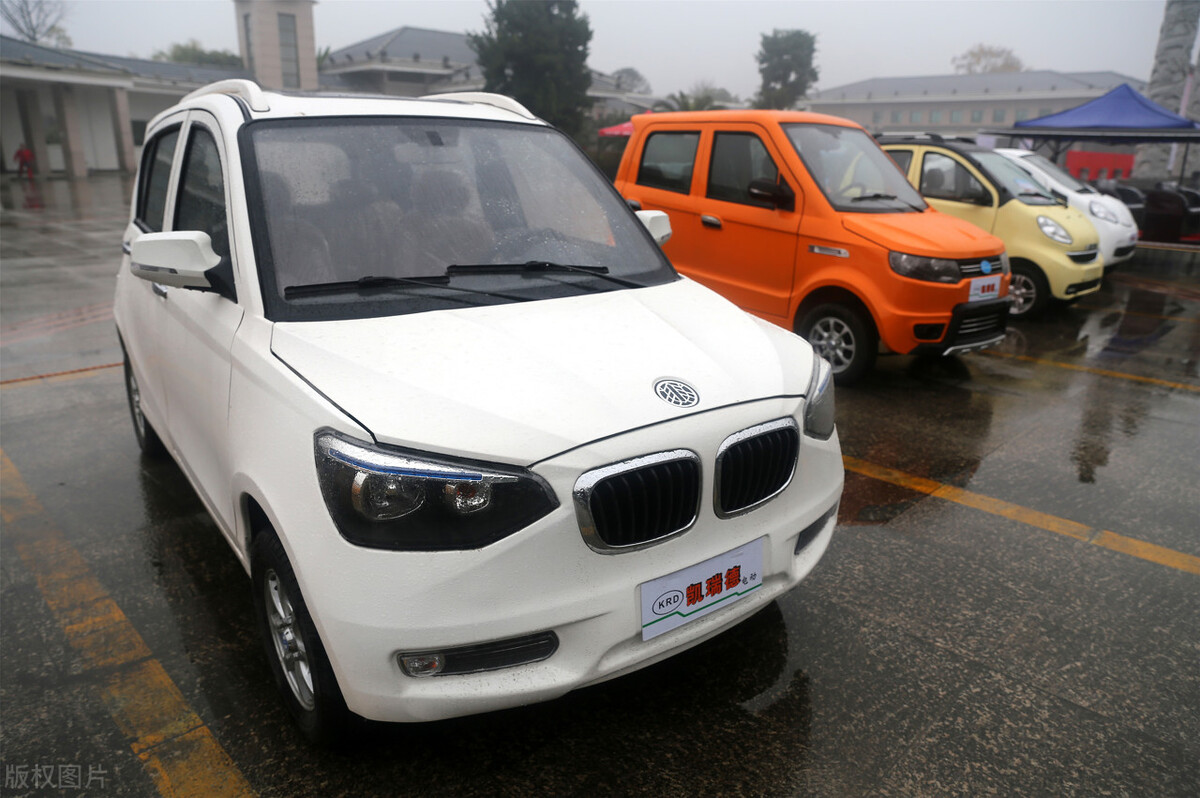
399, 652, 445, 677
914, 323, 945, 341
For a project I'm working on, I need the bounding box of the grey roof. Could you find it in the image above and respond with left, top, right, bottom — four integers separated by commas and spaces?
812, 70, 1147, 101
326, 26, 477, 68
0, 33, 249, 84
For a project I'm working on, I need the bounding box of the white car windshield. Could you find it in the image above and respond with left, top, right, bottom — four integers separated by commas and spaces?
246, 118, 676, 321
973, 151, 1057, 205
1017, 152, 1094, 194
784, 124, 926, 213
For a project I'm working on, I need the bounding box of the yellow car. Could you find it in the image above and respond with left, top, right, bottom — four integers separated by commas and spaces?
881, 135, 1102, 317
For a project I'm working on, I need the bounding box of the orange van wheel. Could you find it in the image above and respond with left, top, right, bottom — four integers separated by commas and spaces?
798, 303, 876, 385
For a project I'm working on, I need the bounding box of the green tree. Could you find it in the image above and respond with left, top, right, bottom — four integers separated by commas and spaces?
468, 0, 593, 136
653, 91, 716, 112
753, 29, 818, 109
152, 39, 243, 68
951, 44, 1024, 74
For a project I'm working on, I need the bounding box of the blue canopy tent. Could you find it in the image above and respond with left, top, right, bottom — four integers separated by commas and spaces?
983, 84, 1200, 176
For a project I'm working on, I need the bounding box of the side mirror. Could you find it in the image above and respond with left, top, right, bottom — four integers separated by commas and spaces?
965, 185, 993, 206
635, 209, 672, 246
748, 179, 795, 211
129, 231, 219, 291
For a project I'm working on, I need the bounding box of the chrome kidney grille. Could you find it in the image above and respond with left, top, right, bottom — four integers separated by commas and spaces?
715, 419, 800, 518
573, 419, 801, 552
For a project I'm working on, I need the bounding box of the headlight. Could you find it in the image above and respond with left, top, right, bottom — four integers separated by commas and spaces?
889, 251, 961, 283
1037, 215, 1073, 245
315, 431, 557, 550
1089, 200, 1118, 224
803, 356, 835, 440
999, 251, 1011, 274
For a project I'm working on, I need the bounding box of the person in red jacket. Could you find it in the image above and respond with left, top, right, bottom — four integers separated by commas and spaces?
13, 143, 34, 179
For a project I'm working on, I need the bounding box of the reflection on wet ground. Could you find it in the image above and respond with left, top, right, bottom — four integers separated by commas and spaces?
2, 175, 1198, 796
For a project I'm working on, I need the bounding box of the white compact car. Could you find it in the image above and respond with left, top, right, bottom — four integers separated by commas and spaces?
113, 81, 843, 743
994, 148, 1139, 268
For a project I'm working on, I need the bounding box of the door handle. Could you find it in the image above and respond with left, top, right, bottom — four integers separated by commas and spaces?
701, 214, 722, 229
152, 283, 168, 298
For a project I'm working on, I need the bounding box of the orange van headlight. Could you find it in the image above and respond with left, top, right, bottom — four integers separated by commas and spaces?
888, 252, 961, 284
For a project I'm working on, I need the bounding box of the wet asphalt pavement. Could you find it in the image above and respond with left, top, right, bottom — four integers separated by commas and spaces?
2, 175, 1198, 797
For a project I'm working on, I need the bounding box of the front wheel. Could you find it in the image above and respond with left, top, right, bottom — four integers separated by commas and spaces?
797, 303, 876, 385
252, 528, 355, 746
1008, 263, 1049, 318
123, 354, 165, 457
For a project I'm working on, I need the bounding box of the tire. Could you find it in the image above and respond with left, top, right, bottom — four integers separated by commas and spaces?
797, 303, 876, 385
123, 354, 165, 457
252, 527, 355, 746
1008, 263, 1049, 318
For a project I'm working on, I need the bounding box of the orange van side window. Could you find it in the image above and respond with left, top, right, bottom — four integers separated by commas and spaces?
707, 133, 779, 208
637, 132, 699, 194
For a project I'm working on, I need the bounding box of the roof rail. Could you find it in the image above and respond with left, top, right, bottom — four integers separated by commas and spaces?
183, 80, 270, 113
419, 91, 537, 120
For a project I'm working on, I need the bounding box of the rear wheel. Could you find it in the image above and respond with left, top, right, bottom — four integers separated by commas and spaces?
123, 354, 165, 457
797, 303, 876, 385
1009, 263, 1049, 318
252, 527, 355, 746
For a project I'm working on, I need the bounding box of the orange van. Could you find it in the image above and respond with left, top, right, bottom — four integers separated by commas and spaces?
613, 110, 1011, 383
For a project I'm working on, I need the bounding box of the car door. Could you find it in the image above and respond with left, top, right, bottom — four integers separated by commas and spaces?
918, 149, 998, 235
160, 112, 245, 531
121, 122, 184, 441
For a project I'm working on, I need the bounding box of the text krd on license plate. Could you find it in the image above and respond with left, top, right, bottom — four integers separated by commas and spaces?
639, 538, 764, 641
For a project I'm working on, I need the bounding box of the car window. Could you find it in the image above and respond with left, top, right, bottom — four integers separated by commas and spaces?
784, 124, 925, 212
175, 125, 230, 265
887, 148, 912, 175
920, 151, 987, 203
706, 132, 779, 208
636, 131, 699, 194
137, 127, 179, 232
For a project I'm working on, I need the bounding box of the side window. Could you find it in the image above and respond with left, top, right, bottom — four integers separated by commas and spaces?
637, 132, 699, 194
175, 126, 230, 263
707, 132, 779, 208
137, 128, 179, 232
887, 149, 913, 175
921, 152, 986, 203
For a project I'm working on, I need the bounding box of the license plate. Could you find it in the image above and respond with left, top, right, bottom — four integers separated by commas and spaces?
969, 274, 1002, 302
639, 538, 764, 641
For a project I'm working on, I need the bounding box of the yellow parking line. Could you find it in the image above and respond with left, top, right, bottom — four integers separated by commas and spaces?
843, 455, 1200, 575
981, 351, 1200, 392
0, 449, 256, 797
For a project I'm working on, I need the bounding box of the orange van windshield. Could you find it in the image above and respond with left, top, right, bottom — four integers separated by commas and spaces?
784, 124, 926, 213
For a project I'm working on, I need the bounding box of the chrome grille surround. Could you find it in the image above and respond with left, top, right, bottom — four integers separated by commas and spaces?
714, 418, 800, 519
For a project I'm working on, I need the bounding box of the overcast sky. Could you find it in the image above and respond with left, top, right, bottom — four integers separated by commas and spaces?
6, 0, 1170, 100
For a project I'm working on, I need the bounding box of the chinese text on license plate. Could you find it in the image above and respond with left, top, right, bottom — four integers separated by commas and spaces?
969, 274, 1001, 302
639, 538, 764, 641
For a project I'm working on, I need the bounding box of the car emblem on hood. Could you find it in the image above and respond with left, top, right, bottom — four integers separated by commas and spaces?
654, 379, 699, 408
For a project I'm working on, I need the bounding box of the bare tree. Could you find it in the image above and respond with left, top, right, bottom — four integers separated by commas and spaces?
1, 0, 70, 46
613, 67, 651, 94
951, 44, 1024, 74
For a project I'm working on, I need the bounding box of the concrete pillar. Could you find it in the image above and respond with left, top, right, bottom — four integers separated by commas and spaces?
16, 90, 50, 177
52, 85, 88, 179
109, 87, 137, 173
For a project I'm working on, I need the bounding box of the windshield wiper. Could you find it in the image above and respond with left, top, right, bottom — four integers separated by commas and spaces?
446, 261, 644, 289
284, 274, 525, 302
850, 192, 924, 212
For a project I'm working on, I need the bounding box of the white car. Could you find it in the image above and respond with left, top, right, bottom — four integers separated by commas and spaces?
994, 148, 1139, 268
113, 80, 843, 743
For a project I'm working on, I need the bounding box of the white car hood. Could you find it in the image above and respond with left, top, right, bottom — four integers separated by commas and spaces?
271, 279, 814, 464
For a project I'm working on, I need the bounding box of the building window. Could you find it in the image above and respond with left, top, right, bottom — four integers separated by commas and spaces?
872, 110, 883, 124
1038, 108, 1052, 117
910, 110, 922, 124
278, 13, 300, 89
970, 109, 983, 123
243, 14, 255, 76
891, 110, 902, 124
1015, 109, 1030, 121
950, 110, 963, 124
992, 109, 1006, 123
930, 110, 942, 124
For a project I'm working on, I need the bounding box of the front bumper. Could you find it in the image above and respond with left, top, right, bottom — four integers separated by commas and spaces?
289, 398, 844, 722
911, 297, 1010, 357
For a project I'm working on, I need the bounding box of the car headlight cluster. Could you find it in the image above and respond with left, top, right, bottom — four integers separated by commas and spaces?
998, 251, 1011, 274
1089, 200, 1119, 224
1037, 215, 1073, 245
315, 431, 557, 550
889, 251, 961, 283
803, 356, 835, 440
